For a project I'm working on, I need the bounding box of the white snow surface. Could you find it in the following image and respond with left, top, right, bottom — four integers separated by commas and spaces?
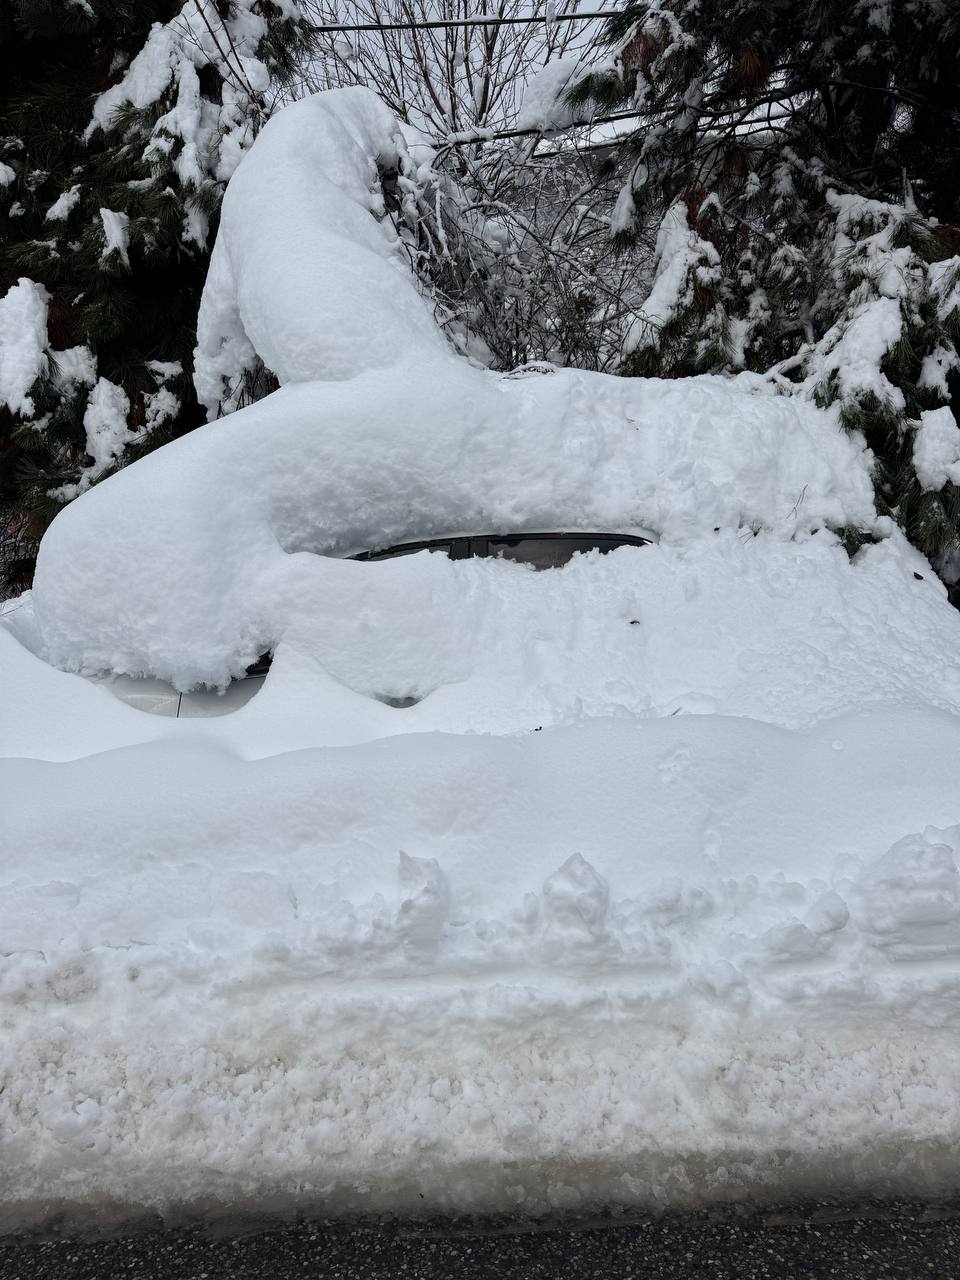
99, 207, 131, 266
6, 88, 960, 1227
194, 88, 448, 415
516, 57, 586, 131
0, 277, 48, 416
32, 366, 879, 691
87, 1, 303, 248
623, 202, 720, 357
45, 184, 82, 221
914, 405, 960, 491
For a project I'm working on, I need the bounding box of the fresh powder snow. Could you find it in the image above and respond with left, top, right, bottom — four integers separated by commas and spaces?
3, 86, 960, 1230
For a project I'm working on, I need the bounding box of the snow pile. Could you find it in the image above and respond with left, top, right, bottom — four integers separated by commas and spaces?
6, 86, 960, 1227
5, 662, 960, 1220
27, 80, 882, 689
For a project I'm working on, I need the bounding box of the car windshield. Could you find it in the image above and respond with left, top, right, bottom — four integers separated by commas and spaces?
357, 532, 648, 569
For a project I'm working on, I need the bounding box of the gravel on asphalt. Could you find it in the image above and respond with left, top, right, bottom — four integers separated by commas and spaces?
2, 1200, 959, 1280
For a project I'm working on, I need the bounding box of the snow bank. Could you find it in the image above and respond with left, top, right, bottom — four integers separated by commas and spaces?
4, 687, 960, 1222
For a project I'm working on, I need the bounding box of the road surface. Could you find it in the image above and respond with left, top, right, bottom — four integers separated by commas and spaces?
2, 1200, 959, 1279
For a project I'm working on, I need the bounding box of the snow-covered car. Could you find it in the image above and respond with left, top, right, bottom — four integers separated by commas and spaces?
5, 86, 960, 1229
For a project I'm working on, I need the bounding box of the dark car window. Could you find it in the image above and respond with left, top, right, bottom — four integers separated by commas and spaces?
485, 536, 628, 570
356, 533, 648, 569
362, 541, 452, 561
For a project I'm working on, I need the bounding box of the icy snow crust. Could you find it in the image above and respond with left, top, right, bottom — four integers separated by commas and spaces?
6, 88, 960, 1225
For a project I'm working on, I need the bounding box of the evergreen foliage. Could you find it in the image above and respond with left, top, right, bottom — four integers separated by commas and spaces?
571, 0, 960, 567
0, 0, 311, 593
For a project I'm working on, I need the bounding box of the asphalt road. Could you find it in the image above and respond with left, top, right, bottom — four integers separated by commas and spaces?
2, 1201, 959, 1280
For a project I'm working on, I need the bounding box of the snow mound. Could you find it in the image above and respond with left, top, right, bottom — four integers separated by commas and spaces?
31, 87, 881, 688
194, 88, 449, 415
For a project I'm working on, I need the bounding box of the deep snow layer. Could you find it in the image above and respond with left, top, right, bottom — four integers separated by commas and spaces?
5, 540, 960, 1222
4, 532, 959, 758
30, 369, 879, 691
4, 704, 960, 1222
6, 85, 960, 1227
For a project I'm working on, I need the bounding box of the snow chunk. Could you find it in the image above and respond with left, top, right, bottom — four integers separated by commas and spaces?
0, 278, 48, 415
45, 184, 82, 221
913, 407, 960, 491
143, 385, 180, 432
51, 345, 97, 393
51, 378, 139, 499
146, 359, 183, 379
855, 831, 960, 960
541, 853, 610, 942
919, 345, 960, 398
396, 852, 451, 956
516, 58, 586, 131
816, 295, 904, 406
99, 208, 130, 266
623, 202, 719, 356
